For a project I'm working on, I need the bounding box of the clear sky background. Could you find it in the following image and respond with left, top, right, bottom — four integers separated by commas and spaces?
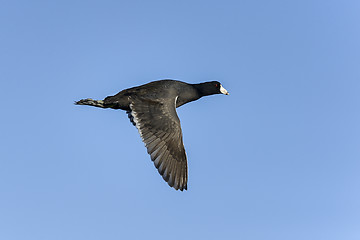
1, 1, 359, 239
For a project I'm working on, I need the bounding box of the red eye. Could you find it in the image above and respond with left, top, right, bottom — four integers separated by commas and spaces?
215, 84, 218, 87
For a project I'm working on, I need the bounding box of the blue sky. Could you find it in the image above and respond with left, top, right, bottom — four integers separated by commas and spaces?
1, 0, 359, 239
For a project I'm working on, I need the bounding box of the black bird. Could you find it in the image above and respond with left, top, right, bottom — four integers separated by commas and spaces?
75, 79, 229, 191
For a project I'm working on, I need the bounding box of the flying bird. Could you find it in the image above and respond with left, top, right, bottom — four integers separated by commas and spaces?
75, 79, 229, 191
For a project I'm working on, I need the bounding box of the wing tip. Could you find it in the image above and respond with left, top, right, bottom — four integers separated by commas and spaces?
169, 181, 188, 191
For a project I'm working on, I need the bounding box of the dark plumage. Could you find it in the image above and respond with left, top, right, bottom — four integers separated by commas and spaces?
75, 79, 229, 191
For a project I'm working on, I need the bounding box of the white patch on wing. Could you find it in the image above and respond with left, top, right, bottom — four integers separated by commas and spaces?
220, 85, 229, 95
129, 103, 144, 141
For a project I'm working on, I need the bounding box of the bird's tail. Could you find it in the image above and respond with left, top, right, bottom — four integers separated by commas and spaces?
75, 98, 105, 108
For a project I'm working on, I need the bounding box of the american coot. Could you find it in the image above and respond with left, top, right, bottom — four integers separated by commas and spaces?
75, 79, 229, 191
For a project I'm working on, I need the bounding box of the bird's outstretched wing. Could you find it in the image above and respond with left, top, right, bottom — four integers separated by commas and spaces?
129, 96, 188, 191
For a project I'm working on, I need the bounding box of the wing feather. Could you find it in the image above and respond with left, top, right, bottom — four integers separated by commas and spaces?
129, 96, 188, 191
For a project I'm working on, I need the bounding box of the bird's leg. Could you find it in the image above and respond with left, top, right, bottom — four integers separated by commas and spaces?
74, 98, 105, 108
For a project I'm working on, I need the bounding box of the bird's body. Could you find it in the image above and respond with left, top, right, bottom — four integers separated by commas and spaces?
103, 80, 199, 110
76, 79, 229, 191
